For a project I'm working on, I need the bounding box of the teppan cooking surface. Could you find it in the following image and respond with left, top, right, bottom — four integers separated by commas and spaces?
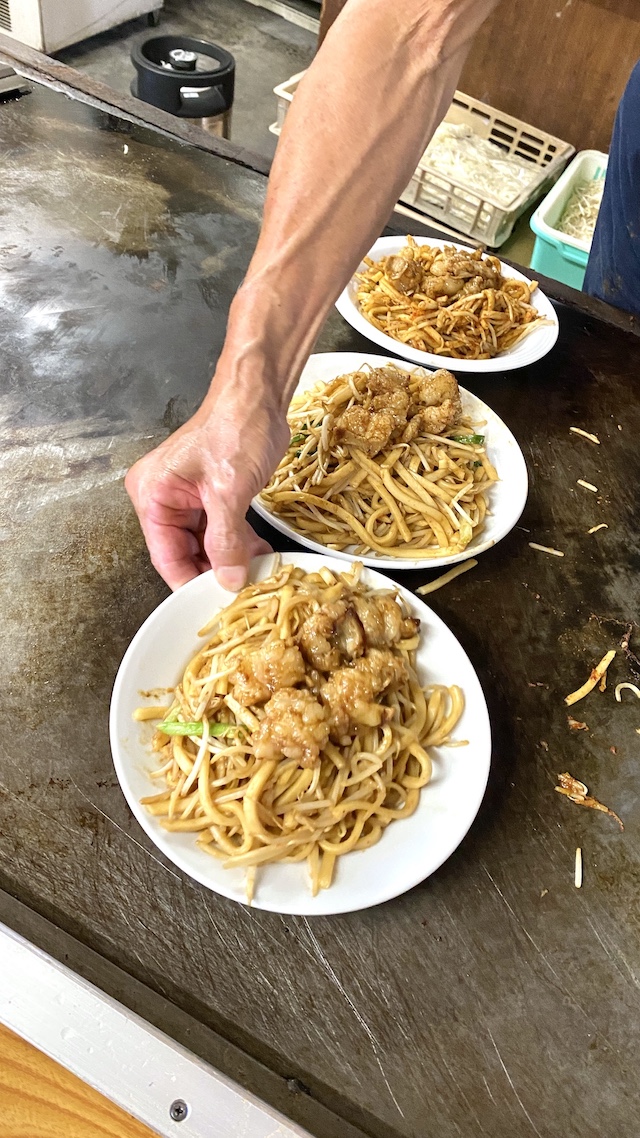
1, 57, 640, 1138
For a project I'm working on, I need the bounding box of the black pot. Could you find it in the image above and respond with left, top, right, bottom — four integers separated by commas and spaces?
131, 35, 235, 120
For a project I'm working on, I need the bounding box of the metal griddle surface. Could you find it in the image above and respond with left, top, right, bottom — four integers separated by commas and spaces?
1, 82, 640, 1138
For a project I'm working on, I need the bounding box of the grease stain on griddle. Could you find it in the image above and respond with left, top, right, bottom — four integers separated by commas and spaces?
4, 132, 174, 259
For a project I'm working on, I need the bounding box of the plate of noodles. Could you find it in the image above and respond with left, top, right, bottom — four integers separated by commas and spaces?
335, 236, 559, 372
252, 352, 527, 570
110, 552, 491, 915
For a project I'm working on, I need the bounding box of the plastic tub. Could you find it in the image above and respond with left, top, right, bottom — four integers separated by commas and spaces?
530, 149, 608, 290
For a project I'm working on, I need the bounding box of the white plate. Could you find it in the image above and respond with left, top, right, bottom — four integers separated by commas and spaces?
335, 235, 559, 373
252, 352, 528, 571
110, 552, 491, 916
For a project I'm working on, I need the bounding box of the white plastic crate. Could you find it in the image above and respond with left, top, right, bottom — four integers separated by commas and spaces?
270, 75, 574, 247
269, 70, 307, 136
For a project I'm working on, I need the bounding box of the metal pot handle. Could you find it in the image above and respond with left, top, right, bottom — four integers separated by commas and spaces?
179, 83, 227, 118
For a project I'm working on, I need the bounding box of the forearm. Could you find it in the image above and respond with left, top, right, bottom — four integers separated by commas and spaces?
129, 0, 496, 588
214, 0, 496, 407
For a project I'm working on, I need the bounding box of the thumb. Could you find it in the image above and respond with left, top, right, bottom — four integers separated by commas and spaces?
202, 490, 253, 592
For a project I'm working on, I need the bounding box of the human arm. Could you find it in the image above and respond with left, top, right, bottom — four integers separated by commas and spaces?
125, 0, 497, 591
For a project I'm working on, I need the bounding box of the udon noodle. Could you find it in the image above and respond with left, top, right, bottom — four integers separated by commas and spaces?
136, 560, 464, 899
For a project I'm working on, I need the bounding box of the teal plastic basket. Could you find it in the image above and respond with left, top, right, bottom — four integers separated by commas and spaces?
530, 150, 607, 290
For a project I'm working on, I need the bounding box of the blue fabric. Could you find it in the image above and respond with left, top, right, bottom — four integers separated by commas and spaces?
583, 60, 640, 316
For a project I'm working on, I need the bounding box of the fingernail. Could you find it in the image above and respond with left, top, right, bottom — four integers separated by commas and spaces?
216, 565, 247, 592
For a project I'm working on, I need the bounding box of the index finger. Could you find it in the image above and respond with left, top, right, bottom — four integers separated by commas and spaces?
141, 517, 211, 591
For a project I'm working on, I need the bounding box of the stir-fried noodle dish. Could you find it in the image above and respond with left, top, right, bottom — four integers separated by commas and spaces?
355, 237, 547, 359
260, 364, 497, 558
136, 560, 464, 899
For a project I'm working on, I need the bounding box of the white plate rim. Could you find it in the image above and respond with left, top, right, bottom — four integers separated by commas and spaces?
335, 235, 559, 373
252, 351, 528, 570
110, 552, 491, 916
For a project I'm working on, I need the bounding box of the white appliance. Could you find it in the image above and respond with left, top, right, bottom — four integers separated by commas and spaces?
0, 0, 163, 53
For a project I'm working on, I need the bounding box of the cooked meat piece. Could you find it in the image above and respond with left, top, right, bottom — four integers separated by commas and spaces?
423, 248, 502, 299
399, 417, 419, 444
404, 368, 461, 437
352, 594, 420, 648
332, 405, 396, 457
428, 250, 460, 278
333, 606, 366, 659
332, 368, 411, 454
321, 648, 408, 737
421, 274, 465, 300
253, 688, 329, 766
472, 256, 501, 289
430, 248, 501, 287
229, 640, 306, 706
371, 388, 410, 429
366, 366, 411, 396
385, 254, 423, 295
460, 274, 490, 297
298, 600, 365, 672
412, 402, 457, 436
331, 364, 461, 452
415, 368, 460, 410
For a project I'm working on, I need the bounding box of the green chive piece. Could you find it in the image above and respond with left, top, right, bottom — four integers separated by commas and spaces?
156, 721, 234, 737
450, 433, 485, 446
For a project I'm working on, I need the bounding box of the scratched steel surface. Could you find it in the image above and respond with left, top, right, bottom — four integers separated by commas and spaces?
1, 82, 640, 1138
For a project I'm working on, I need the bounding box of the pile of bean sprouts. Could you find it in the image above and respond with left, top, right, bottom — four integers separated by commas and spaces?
556, 178, 605, 244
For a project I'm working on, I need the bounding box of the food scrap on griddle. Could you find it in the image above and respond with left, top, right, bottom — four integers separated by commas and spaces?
555, 772, 623, 831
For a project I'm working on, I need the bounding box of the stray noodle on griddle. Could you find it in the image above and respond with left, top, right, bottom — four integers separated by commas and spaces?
260, 363, 497, 558
355, 237, 548, 360
136, 559, 464, 899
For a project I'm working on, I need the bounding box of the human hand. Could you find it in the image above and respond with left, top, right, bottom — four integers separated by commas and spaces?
125, 379, 289, 592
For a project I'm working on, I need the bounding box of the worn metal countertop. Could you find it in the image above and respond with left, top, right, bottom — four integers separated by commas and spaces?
1, 80, 640, 1138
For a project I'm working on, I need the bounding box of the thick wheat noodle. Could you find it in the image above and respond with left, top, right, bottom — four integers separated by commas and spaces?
260, 366, 497, 558
354, 238, 549, 360
136, 561, 464, 900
